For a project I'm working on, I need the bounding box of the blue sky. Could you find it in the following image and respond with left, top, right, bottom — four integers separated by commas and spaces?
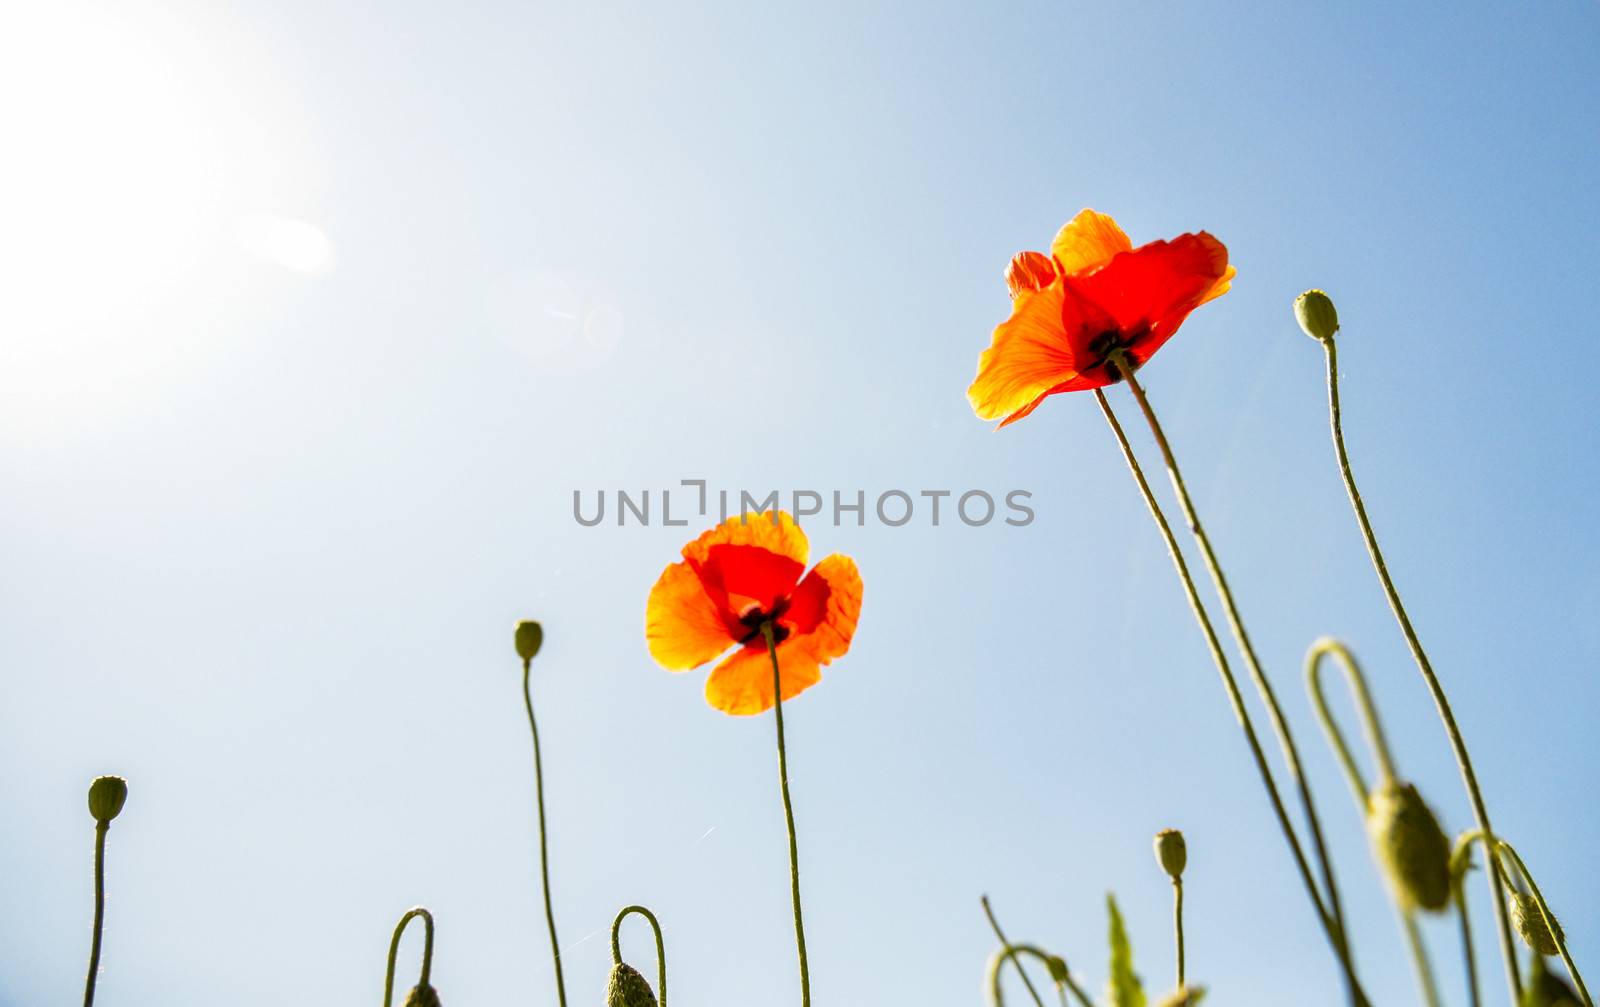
2, 1, 1597, 1004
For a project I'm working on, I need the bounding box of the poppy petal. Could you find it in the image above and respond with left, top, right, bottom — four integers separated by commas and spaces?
1070, 232, 1231, 360
704, 639, 823, 716
967, 282, 1081, 423
646, 560, 736, 671
781, 553, 863, 661
682, 511, 809, 628
1051, 209, 1133, 276
1005, 251, 1058, 297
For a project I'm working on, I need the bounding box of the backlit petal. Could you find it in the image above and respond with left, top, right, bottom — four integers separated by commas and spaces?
1005, 251, 1057, 297
704, 639, 823, 716
1070, 231, 1231, 363
968, 282, 1080, 423
781, 553, 863, 662
1051, 209, 1133, 276
682, 511, 809, 627
646, 560, 736, 670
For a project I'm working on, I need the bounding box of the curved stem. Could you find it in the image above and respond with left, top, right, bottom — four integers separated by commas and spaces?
1116, 365, 1357, 991
1172, 879, 1185, 989
83, 822, 109, 1007
383, 907, 435, 1007
1305, 639, 1400, 808
1093, 388, 1368, 1005
1321, 337, 1521, 1002
1401, 911, 1443, 1007
981, 897, 1047, 1007
522, 658, 568, 1007
985, 943, 1092, 1007
611, 905, 668, 1007
1497, 842, 1592, 1006
761, 621, 810, 1007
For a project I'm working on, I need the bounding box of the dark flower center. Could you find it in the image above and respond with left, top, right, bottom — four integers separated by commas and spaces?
738, 599, 791, 646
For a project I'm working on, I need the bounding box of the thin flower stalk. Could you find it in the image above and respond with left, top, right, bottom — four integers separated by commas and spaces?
981, 896, 1049, 1007
1094, 389, 1369, 1006
1113, 359, 1355, 969
383, 907, 435, 1007
611, 905, 668, 1007
1317, 326, 1521, 1002
763, 621, 811, 1007
521, 652, 568, 1007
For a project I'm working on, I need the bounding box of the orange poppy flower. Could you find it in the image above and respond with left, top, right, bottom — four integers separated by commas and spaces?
645, 511, 864, 716
968, 209, 1235, 427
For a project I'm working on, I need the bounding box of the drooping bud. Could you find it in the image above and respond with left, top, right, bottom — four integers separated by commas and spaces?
1045, 955, 1070, 984
402, 983, 441, 1007
1154, 829, 1187, 880
1511, 891, 1564, 956
605, 963, 658, 1007
1366, 781, 1452, 912
1006, 251, 1057, 298
514, 620, 544, 663
1294, 289, 1340, 342
1154, 985, 1207, 1007
87, 776, 127, 825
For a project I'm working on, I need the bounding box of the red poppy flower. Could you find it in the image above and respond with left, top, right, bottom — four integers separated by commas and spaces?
968, 209, 1235, 427
645, 511, 864, 716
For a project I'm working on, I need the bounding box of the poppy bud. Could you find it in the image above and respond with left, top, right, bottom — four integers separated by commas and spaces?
1366, 781, 1452, 912
1511, 892, 1564, 956
1154, 828, 1187, 880
1294, 289, 1340, 342
402, 984, 441, 1007
514, 620, 544, 663
87, 776, 127, 825
1154, 986, 1206, 1007
1045, 955, 1070, 984
605, 963, 658, 1007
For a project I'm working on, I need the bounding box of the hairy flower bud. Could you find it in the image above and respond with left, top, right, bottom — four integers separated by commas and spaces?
1045, 955, 1070, 984
402, 984, 440, 1007
514, 620, 544, 663
87, 776, 127, 825
1154, 828, 1187, 880
606, 963, 658, 1007
1512, 892, 1564, 956
1294, 289, 1340, 342
1367, 781, 1451, 912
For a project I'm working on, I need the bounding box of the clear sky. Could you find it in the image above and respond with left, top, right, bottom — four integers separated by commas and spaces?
2, 1, 1597, 1005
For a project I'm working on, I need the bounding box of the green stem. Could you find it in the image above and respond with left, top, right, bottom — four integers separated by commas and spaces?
1173, 879, 1185, 989
1305, 639, 1398, 805
1116, 364, 1358, 997
522, 658, 567, 1007
761, 621, 810, 1007
1401, 911, 1443, 1007
1093, 388, 1368, 1006
980, 897, 1047, 1007
1497, 842, 1592, 1006
612, 905, 668, 1007
1455, 877, 1482, 1007
1320, 337, 1521, 1002
984, 943, 1092, 1007
383, 907, 435, 1007
1305, 639, 1439, 1007
83, 822, 109, 1007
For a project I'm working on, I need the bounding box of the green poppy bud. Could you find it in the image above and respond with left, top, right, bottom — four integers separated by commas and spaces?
402, 984, 440, 1007
1045, 955, 1070, 984
87, 776, 127, 825
1294, 289, 1340, 342
1154, 828, 1187, 880
1367, 780, 1451, 912
1154, 986, 1206, 1007
605, 963, 658, 1007
1512, 891, 1564, 956
514, 620, 544, 663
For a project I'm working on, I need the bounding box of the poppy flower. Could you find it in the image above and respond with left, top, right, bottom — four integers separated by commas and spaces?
645, 511, 863, 716
967, 209, 1235, 427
